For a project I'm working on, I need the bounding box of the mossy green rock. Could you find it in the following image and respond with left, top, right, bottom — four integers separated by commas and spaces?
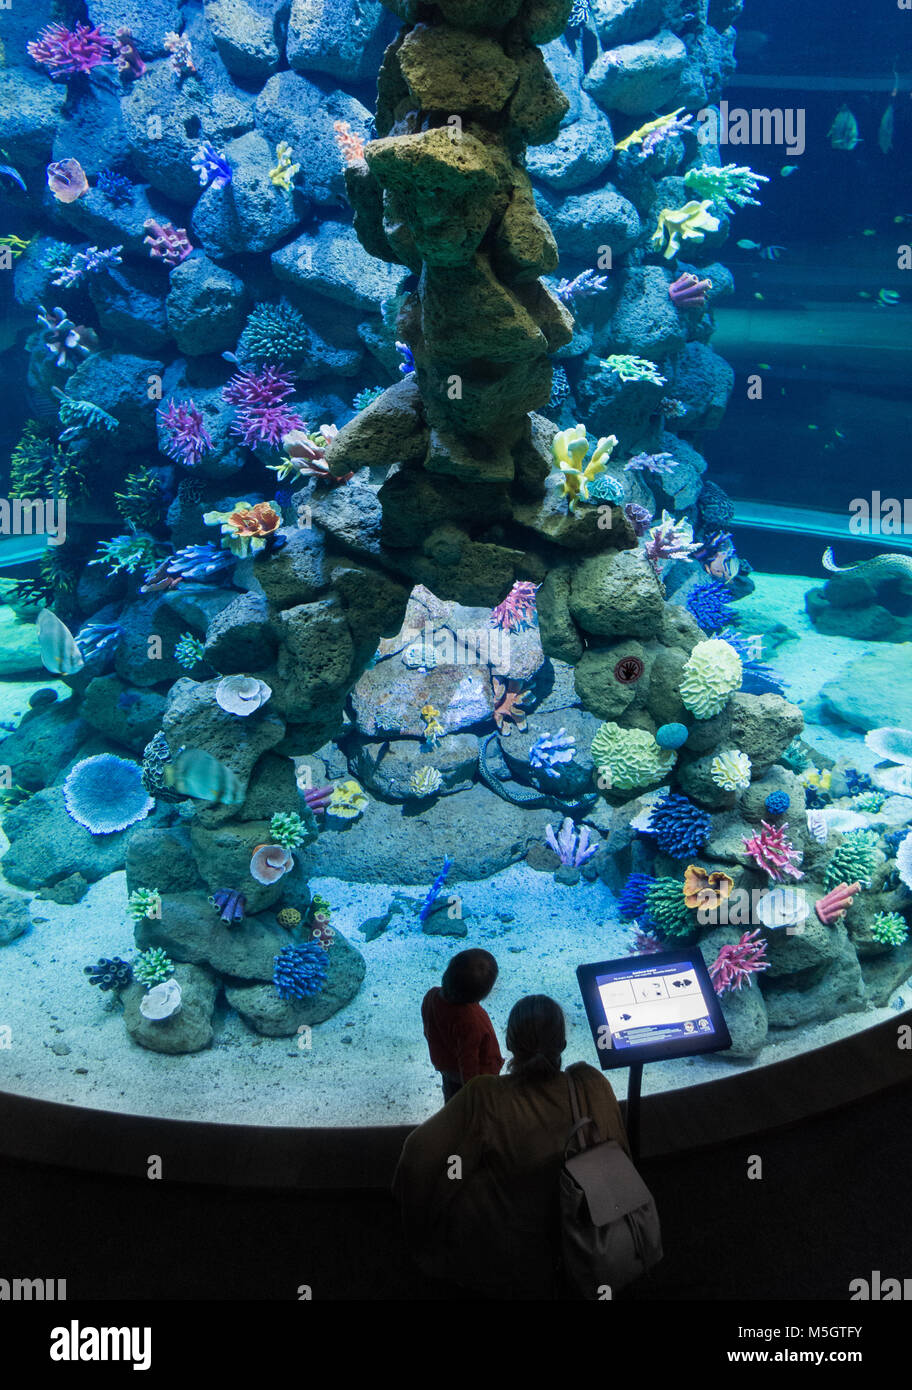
123, 963, 218, 1055
569, 548, 665, 639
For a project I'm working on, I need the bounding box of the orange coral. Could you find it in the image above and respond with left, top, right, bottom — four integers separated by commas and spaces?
227, 501, 280, 539
493, 677, 530, 735
333, 121, 366, 165
683, 864, 734, 911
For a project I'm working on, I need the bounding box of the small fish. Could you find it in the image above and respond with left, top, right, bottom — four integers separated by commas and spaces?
894, 214, 912, 225
753, 292, 764, 300
759, 245, 786, 260
876, 289, 900, 306
0, 163, 26, 193
878, 102, 894, 156
858, 291, 872, 299
780, 165, 798, 177
37, 609, 85, 675
828, 104, 862, 151
736, 239, 762, 250
862, 228, 876, 237
835, 429, 845, 439
757, 362, 772, 370
161, 748, 244, 804
808, 424, 818, 431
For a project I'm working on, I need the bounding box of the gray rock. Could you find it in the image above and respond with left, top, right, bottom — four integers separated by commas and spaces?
66, 352, 163, 446
287, 0, 395, 81
255, 70, 374, 208
162, 677, 286, 797
191, 132, 300, 258
539, 185, 640, 263
0, 702, 93, 790
81, 676, 167, 755
203, 592, 278, 672
225, 929, 366, 1034
602, 263, 687, 360
126, 825, 202, 895
526, 106, 615, 192
272, 222, 405, 312
663, 342, 734, 431
350, 660, 494, 737
820, 646, 912, 731
499, 707, 600, 799
1, 786, 148, 894
0, 68, 65, 172
88, 261, 172, 353
251, 528, 329, 609
0, 606, 43, 677
113, 593, 195, 688
569, 549, 665, 639
0, 893, 32, 946
350, 732, 480, 800
585, 31, 688, 117
594, 0, 667, 47
761, 924, 866, 1028
136, 888, 302, 976
165, 255, 247, 355
205, 0, 280, 79
123, 963, 218, 1055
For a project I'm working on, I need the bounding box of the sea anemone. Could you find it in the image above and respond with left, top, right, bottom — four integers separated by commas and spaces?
158, 399, 213, 467
708, 930, 770, 994
870, 911, 909, 947
28, 23, 114, 77
63, 755, 154, 835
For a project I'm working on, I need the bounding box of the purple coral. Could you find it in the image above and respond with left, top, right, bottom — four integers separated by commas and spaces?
545, 818, 598, 868
141, 544, 235, 593
158, 399, 213, 467
555, 269, 610, 307
36, 305, 97, 368
210, 889, 246, 926
669, 272, 711, 308
27, 22, 114, 77
624, 502, 653, 537
143, 219, 192, 267
223, 365, 304, 449
113, 28, 145, 78
644, 511, 699, 566
709, 930, 770, 995
624, 452, 676, 476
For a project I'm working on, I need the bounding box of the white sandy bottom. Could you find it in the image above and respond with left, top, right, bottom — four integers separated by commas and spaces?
0, 572, 909, 1129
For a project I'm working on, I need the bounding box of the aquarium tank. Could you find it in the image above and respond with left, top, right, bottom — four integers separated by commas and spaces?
0, 0, 909, 1132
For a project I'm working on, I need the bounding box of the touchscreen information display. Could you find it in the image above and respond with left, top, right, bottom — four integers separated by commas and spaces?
595, 959, 716, 1051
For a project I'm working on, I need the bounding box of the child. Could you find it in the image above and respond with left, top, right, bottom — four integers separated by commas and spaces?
421, 949, 504, 1103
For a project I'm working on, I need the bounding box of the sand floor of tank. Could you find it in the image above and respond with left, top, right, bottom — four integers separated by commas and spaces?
0, 572, 909, 1129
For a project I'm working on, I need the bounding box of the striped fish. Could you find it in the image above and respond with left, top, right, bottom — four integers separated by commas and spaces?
36, 608, 85, 675
161, 748, 244, 804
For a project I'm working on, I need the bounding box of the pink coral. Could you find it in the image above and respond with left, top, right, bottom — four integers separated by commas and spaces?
709, 930, 770, 994
490, 581, 539, 633
143, 219, 192, 267
631, 927, 663, 955
814, 881, 862, 925
27, 22, 114, 77
742, 820, 804, 881
223, 366, 304, 449
113, 28, 145, 79
158, 399, 213, 467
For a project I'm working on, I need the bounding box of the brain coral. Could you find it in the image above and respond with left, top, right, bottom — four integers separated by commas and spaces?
63, 754, 154, 834
591, 722, 676, 791
679, 638, 742, 719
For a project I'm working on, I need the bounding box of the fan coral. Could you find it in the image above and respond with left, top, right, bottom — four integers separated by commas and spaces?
600, 354, 666, 387
765, 790, 790, 816
143, 219, 192, 267
91, 533, 162, 576
684, 164, 769, 215
651, 201, 720, 259
591, 723, 676, 791
269, 811, 313, 851
870, 911, 909, 947
327, 780, 368, 819
174, 632, 206, 670
204, 501, 281, 557
85, 957, 133, 991
238, 302, 315, 370
644, 878, 695, 941
529, 730, 575, 779
133, 948, 175, 990
551, 425, 617, 511
742, 821, 804, 881
546, 818, 598, 868
419, 856, 453, 925
814, 881, 861, 924
644, 511, 700, 567
272, 945, 329, 1000
656, 723, 688, 750
624, 451, 676, 476
63, 754, 154, 834
646, 794, 711, 858
668, 272, 711, 307
192, 143, 232, 190
491, 581, 538, 632
679, 639, 742, 719
333, 121, 366, 165
824, 830, 880, 891
269, 142, 300, 192
410, 766, 443, 797
686, 580, 737, 634
492, 678, 530, 735
683, 865, 734, 912
618, 873, 655, 921
127, 888, 161, 923
51, 244, 123, 288
710, 750, 752, 792
37, 306, 97, 369
95, 169, 133, 204
164, 31, 196, 74
210, 889, 246, 925
28, 23, 114, 77
709, 930, 770, 994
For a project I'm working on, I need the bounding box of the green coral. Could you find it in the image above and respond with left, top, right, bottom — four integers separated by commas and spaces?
174, 632, 206, 670
10, 550, 79, 615
90, 533, 162, 577
591, 722, 677, 791
353, 385, 385, 412
650, 200, 720, 259
683, 164, 769, 215
133, 947, 174, 989
599, 354, 666, 387
238, 301, 314, 370
115, 468, 165, 529
870, 911, 909, 947
269, 810, 313, 851
645, 878, 695, 941
10, 420, 86, 502
127, 888, 162, 923
679, 638, 742, 719
824, 830, 880, 891
780, 738, 809, 774
53, 388, 119, 444
853, 790, 886, 814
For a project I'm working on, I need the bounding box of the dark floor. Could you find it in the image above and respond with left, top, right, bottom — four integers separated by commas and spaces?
1, 1079, 909, 1302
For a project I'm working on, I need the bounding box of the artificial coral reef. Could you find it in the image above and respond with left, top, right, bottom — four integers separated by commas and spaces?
0, 0, 908, 1068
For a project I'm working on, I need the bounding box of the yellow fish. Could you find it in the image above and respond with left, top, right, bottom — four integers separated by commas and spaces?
37, 608, 85, 675
162, 748, 244, 804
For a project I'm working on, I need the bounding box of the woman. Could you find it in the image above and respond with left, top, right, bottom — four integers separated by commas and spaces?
392, 994, 630, 1299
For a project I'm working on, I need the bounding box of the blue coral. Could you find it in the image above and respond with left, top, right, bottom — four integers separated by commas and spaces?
529, 729, 575, 778
645, 794, 712, 859
656, 722, 688, 749
419, 855, 453, 924
273, 943, 329, 1001
844, 768, 874, 796
95, 170, 133, 205
63, 754, 154, 835
618, 873, 656, 922
716, 627, 786, 696
686, 580, 737, 635
765, 790, 790, 816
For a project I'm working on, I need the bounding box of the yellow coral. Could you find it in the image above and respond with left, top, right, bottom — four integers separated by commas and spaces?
268, 141, 300, 192
327, 779, 369, 819
650, 201, 720, 260
551, 425, 618, 512
800, 767, 832, 793
276, 907, 302, 929
614, 109, 687, 153
420, 703, 444, 743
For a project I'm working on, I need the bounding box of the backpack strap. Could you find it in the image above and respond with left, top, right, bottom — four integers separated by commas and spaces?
565, 1071, 603, 1154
